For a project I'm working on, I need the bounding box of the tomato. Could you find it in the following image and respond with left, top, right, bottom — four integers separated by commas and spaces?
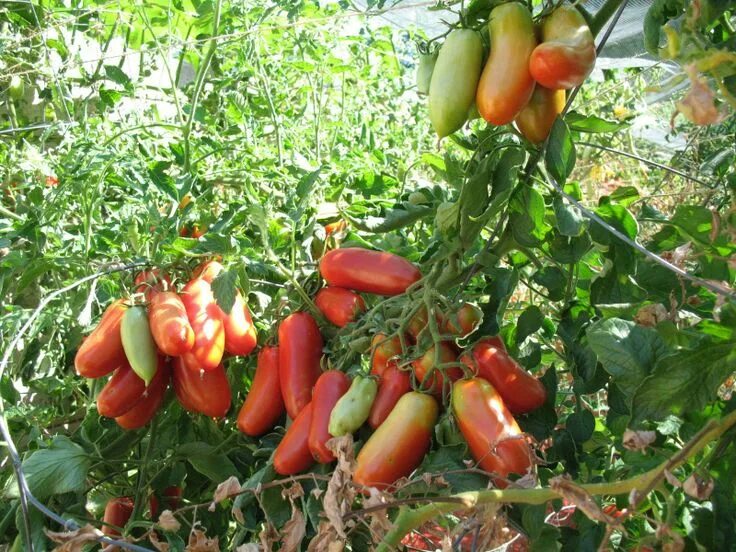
515, 85, 566, 144
149, 485, 182, 519
9, 75, 24, 101
416, 49, 438, 96
476, 3, 537, 125
324, 220, 347, 237
278, 312, 323, 419
172, 357, 231, 418
428, 29, 484, 137
97, 362, 146, 418
328, 375, 378, 436
412, 342, 462, 398
368, 364, 411, 429
192, 260, 224, 283
115, 359, 170, 430
191, 224, 207, 239
320, 248, 421, 296
179, 194, 192, 209
75, 299, 128, 378
443, 303, 482, 337
274, 402, 315, 475
452, 378, 532, 486
134, 269, 171, 300
120, 305, 159, 385
102, 496, 134, 536
407, 306, 446, 341
148, 291, 195, 356
315, 286, 366, 327
237, 346, 285, 436
370, 333, 403, 377
461, 337, 546, 414
180, 278, 225, 371
354, 392, 438, 490
308, 370, 351, 463
529, 5, 596, 90
179, 226, 190, 238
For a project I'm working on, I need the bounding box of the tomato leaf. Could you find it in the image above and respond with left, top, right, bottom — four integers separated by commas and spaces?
516, 305, 544, 344
510, 186, 547, 246
554, 195, 586, 237
478, 267, 519, 336
566, 112, 629, 133
148, 161, 178, 201
545, 118, 576, 185
212, 269, 238, 314
348, 203, 434, 233
177, 442, 239, 482
566, 409, 595, 444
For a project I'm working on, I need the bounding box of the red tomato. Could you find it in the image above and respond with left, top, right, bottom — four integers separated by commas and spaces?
443, 303, 482, 337
354, 392, 438, 490
149, 291, 195, 356
370, 333, 403, 377
319, 248, 421, 296
412, 342, 462, 398
237, 346, 285, 436
278, 312, 323, 419
192, 260, 224, 283
452, 378, 532, 486
102, 496, 134, 536
529, 5, 596, 90
274, 402, 315, 475
115, 359, 170, 430
97, 362, 146, 418
179, 226, 190, 238
149, 495, 159, 519
172, 357, 231, 418
308, 370, 351, 463
45, 175, 59, 187
134, 269, 172, 300
324, 220, 347, 237
407, 306, 446, 341
476, 3, 537, 125
191, 224, 207, 239
75, 299, 128, 378
150, 486, 183, 519
461, 337, 546, 414
315, 287, 366, 327
180, 278, 225, 371
368, 364, 411, 429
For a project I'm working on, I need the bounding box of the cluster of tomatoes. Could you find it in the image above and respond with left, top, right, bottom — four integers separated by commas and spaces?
423, 2, 596, 143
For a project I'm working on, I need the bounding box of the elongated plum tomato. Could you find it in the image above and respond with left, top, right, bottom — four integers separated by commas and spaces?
315, 286, 366, 327
308, 370, 350, 463
120, 305, 159, 385
179, 278, 225, 371
103, 496, 134, 536
368, 364, 411, 429
75, 299, 128, 378
274, 402, 315, 475
320, 248, 421, 296
328, 375, 378, 437
452, 378, 532, 486
515, 86, 566, 144
529, 5, 596, 90
416, 49, 438, 96
476, 2, 537, 125
148, 291, 195, 356
172, 357, 231, 418
370, 333, 403, 377
461, 337, 546, 414
97, 362, 146, 418
354, 392, 438, 490
407, 306, 446, 341
134, 269, 172, 300
443, 303, 482, 337
278, 312, 323, 419
237, 346, 285, 436
428, 29, 484, 137
412, 342, 463, 398
116, 358, 171, 430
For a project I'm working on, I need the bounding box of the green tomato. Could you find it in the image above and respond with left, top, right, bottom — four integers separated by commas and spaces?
9, 76, 24, 101
428, 29, 484, 138
416, 49, 438, 96
121, 305, 158, 385
328, 375, 378, 436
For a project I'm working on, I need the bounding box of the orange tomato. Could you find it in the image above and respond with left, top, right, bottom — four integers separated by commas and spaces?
75, 299, 128, 378
274, 402, 315, 475
237, 347, 285, 436
148, 291, 195, 356
179, 278, 225, 371
515, 86, 566, 144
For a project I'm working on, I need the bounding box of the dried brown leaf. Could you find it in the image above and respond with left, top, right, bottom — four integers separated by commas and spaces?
235, 545, 259, 552
281, 507, 307, 552
185, 529, 219, 552
675, 65, 728, 126
150, 531, 170, 552
550, 476, 617, 525
683, 473, 714, 500
307, 521, 345, 552
213, 475, 242, 506
232, 503, 245, 525
634, 304, 669, 327
362, 487, 392, 540
45, 524, 103, 552
323, 435, 357, 538
623, 429, 657, 451
158, 510, 181, 532
259, 522, 279, 551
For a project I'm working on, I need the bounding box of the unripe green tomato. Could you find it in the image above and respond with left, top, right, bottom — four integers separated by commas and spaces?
416, 50, 438, 96
120, 305, 159, 385
9, 75, 24, 101
429, 29, 484, 138
328, 375, 378, 436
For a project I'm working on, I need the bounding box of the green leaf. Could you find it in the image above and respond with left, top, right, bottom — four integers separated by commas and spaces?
510, 186, 547, 247
517, 306, 544, 343
587, 318, 669, 401
7, 436, 91, 499
554, 195, 585, 237
631, 342, 736, 424
478, 267, 519, 336
148, 161, 178, 200
212, 270, 238, 314
566, 112, 629, 133
532, 267, 567, 301
177, 442, 239, 482
104, 64, 131, 86
545, 118, 576, 184
420, 445, 488, 492
566, 409, 595, 444
350, 204, 434, 233
99, 87, 122, 108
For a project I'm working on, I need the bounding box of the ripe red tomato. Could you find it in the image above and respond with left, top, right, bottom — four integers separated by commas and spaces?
315, 287, 366, 327
134, 269, 172, 300
192, 260, 224, 283
115, 359, 170, 430
308, 370, 351, 463
274, 402, 315, 475
515, 86, 566, 144
452, 378, 532, 486
412, 342, 462, 398
319, 247, 421, 296
149, 291, 195, 356
278, 312, 323, 419
75, 299, 128, 378
179, 278, 225, 371
370, 333, 403, 377
443, 303, 482, 337
461, 337, 546, 414
354, 392, 438, 490
476, 3, 537, 125
102, 496, 134, 536
97, 362, 146, 418
237, 346, 285, 436
172, 357, 231, 418
368, 364, 411, 429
